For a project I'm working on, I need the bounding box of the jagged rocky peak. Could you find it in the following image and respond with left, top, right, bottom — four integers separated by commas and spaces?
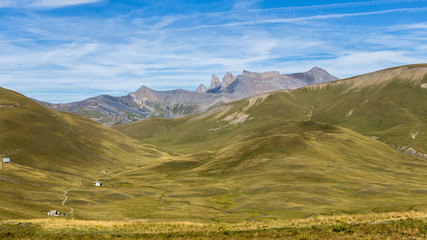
130, 85, 157, 103
221, 72, 236, 88
196, 83, 208, 93
241, 70, 280, 79
208, 74, 221, 90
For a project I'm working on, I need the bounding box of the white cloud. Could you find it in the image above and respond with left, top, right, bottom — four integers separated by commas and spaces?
193, 0, 427, 18
175, 7, 427, 31
391, 22, 427, 30
33, 0, 103, 7
306, 51, 425, 78
1, 1, 427, 102
232, 0, 261, 10
0, 0, 104, 8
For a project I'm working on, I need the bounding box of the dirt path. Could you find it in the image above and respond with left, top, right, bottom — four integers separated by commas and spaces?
62, 179, 82, 216
246, 213, 265, 221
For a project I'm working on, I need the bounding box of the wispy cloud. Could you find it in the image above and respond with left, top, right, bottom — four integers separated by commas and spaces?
0, 1, 427, 102
191, 0, 427, 18
391, 22, 427, 30
232, 0, 261, 10
175, 7, 427, 31
0, 0, 105, 8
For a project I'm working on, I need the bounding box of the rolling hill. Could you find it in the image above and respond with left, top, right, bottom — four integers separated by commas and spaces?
0, 87, 163, 219
0, 64, 426, 222
111, 64, 427, 221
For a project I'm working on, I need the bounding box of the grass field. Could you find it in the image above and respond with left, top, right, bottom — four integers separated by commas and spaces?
1, 211, 426, 239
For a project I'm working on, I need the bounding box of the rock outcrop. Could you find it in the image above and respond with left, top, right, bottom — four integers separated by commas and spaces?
391, 145, 427, 160
196, 83, 207, 93
221, 72, 236, 89
202, 67, 338, 98
208, 75, 221, 91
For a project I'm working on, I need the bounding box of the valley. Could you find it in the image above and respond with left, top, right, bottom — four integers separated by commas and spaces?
0, 64, 426, 238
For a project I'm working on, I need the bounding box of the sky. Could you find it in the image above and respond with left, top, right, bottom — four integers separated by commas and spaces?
1, 0, 427, 103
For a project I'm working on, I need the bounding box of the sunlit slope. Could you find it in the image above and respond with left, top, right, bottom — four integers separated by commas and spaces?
111, 120, 427, 221
0, 87, 162, 219
305, 64, 427, 155
0, 87, 162, 171
112, 65, 427, 220
113, 93, 307, 154
115, 64, 427, 156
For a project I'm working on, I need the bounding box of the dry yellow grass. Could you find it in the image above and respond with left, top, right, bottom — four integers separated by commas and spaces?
3, 210, 426, 233
1, 211, 425, 239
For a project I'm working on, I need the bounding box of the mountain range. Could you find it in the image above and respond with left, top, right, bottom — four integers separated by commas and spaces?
1, 64, 426, 221
40, 67, 337, 126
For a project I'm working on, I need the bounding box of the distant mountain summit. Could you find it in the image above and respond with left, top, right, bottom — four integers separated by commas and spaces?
199, 67, 337, 96
201, 67, 337, 97
196, 83, 207, 93
41, 67, 337, 126
208, 75, 222, 91
221, 72, 236, 89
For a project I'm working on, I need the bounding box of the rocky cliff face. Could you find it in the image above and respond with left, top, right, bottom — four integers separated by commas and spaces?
221, 72, 236, 89
208, 75, 221, 91
199, 67, 337, 98
42, 67, 337, 126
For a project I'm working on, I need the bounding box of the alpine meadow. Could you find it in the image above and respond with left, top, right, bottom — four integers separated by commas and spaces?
1, 64, 427, 239
1, 0, 427, 239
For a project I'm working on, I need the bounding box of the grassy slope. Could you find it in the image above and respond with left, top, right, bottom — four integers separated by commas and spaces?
116, 64, 427, 155
0, 87, 163, 219
308, 65, 427, 153
111, 65, 427, 221
0, 64, 426, 223
109, 122, 427, 221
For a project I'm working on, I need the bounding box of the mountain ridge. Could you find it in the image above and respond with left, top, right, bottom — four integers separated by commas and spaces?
41, 67, 337, 126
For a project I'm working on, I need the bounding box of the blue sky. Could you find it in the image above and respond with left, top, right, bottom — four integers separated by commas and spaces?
1, 0, 427, 103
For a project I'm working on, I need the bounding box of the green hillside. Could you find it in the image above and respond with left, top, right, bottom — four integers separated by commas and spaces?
111, 64, 427, 221
0, 87, 163, 219
111, 121, 427, 221
1, 64, 426, 222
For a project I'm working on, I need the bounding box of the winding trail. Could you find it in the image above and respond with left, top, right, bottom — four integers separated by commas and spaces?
62, 179, 82, 216
246, 213, 265, 221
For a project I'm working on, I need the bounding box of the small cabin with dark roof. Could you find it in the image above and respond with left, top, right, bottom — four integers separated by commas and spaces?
3, 158, 10, 163
47, 210, 64, 216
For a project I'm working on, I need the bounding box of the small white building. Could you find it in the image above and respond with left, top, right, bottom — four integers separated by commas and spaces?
95, 181, 102, 186
3, 158, 10, 164
47, 210, 62, 216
